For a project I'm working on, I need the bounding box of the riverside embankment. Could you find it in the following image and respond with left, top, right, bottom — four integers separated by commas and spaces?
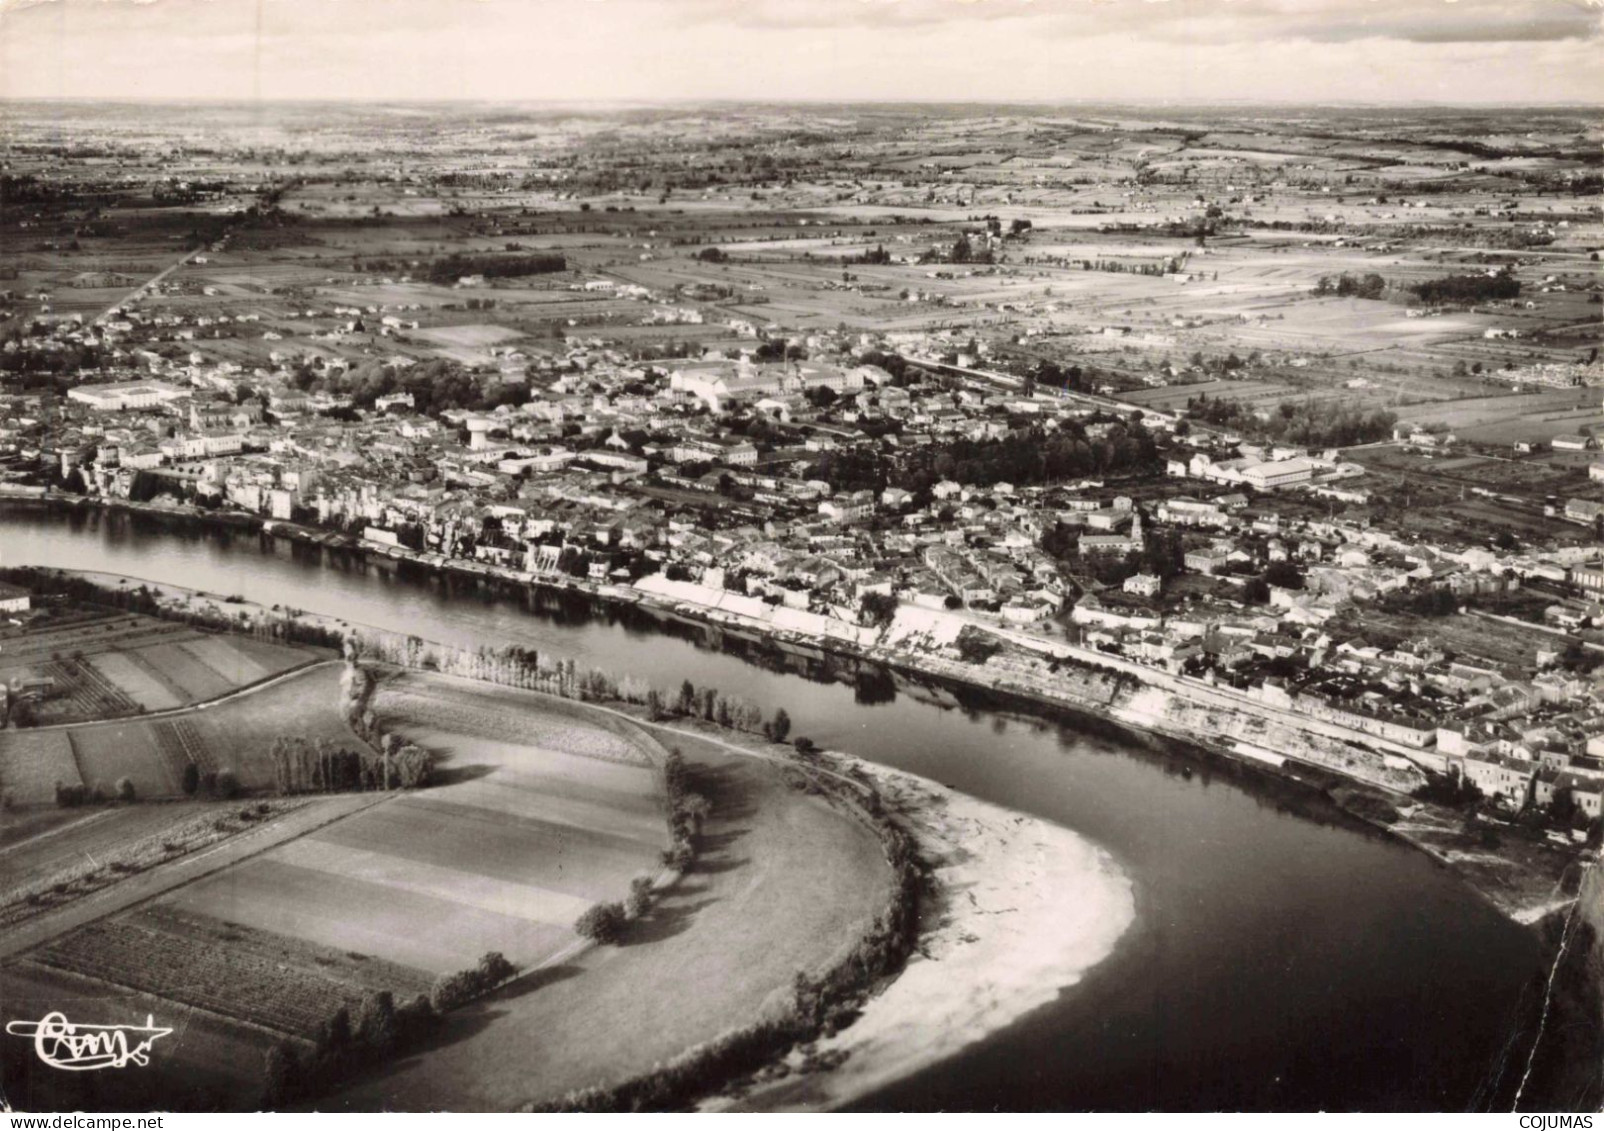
0, 501, 1575, 1111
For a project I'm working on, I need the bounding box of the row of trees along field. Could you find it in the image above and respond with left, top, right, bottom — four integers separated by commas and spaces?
263, 951, 519, 1108
1186, 393, 1397, 448
1311, 269, 1523, 306
1411, 271, 1521, 305
575, 747, 714, 945
422, 251, 566, 285
539, 748, 921, 1113
349, 635, 798, 747
266, 735, 430, 794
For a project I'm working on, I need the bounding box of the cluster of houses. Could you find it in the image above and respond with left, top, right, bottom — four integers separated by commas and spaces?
6, 304, 1604, 830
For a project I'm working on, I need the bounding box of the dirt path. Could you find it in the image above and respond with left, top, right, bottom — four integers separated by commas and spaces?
22, 660, 342, 734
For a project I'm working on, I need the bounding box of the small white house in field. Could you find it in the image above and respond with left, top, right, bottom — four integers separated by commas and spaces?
0, 582, 31, 614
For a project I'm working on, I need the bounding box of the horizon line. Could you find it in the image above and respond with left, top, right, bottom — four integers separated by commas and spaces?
3, 94, 1602, 110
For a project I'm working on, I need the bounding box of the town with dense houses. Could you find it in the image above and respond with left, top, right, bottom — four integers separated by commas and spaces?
6, 284, 1604, 832
1, 88, 1602, 1115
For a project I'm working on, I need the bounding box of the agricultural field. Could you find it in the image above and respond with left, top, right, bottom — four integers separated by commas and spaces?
0, 961, 277, 1112
0, 662, 350, 804
30, 905, 432, 1038
151, 670, 667, 975
0, 802, 259, 895
180, 663, 370, 790
1393, 388, 1603, 435
0, 605, 317, 725
0, 671, 727, 1109
327, 727, 893, 1111
0, 730, 82, 806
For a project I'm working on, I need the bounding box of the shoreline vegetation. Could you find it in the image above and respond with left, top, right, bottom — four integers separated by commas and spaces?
0, 556, 1140, 1112
0, 495, 1587, 925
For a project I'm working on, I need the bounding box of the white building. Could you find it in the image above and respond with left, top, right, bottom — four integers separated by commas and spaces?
67, 381, 191, 413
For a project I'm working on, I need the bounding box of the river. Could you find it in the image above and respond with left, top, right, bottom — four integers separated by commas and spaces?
0, 504, 1550, 1111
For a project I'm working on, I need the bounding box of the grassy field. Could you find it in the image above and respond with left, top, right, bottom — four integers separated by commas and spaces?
181, 663, 366, 791
325, 727, 892, 1111
154, 671, 666, 975
0, 730, 82, 805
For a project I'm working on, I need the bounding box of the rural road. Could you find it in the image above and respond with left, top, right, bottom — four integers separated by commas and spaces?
587, 701, 872, 796
0, 792, 393, 961
22, 660, 342, 734
92, 248, 199, 327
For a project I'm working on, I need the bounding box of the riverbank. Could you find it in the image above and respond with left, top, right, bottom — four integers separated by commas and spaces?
1, 554, 1141, 1111
2, 508, 1585, 1112
4, 504, 1587, 927
714, 753, 1136, 1111
561, 711, 1137, 1110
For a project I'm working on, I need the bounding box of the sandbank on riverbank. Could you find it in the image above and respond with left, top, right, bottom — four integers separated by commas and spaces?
721, 759, 1136, 1112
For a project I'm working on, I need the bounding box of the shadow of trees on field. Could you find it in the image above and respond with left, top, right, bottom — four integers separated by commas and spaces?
625, 897, 720, 946
425, 761, 497, 787
687, 853, 748, 876
490, 961, 585, 1003
692, 761, 759, 823
357, 963, 586, 1084
695, 828, 747, 856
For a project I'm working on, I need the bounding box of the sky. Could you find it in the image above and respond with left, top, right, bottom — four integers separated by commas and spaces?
0, 0, 1600, 105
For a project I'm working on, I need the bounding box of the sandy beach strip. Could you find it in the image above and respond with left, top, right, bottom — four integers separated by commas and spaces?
719, 759, 1137, 1112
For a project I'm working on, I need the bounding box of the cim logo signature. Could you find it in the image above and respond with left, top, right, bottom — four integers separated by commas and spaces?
6, 1012, 173, 1071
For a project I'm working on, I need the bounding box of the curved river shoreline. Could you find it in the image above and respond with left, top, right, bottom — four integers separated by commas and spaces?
0, 504, 1556, 1110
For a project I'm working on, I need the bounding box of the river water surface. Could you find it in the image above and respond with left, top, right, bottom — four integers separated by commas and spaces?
0, 505, 1549, 1110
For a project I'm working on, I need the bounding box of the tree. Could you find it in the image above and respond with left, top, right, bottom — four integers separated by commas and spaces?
625, 876, 654, 919
214, 768, 240, 800
1263, 561, 1305, 591
859, 590, 899, 627
574, 902, 626, 945
793, 737, 818, 757
321, 1005, 352, 1055
476, 951, 517, 987
115, 777, 135, 802
956, 633, 1002, 665
261, 1041, 300, 1107
682, 792, 711, 834
394, 994, 438, 1045
181, 762, 200, 797
431, 972, 472, 1013
770, 708, 792, 743
355, 991, 397, 1053
1549, 787, 1579, 827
